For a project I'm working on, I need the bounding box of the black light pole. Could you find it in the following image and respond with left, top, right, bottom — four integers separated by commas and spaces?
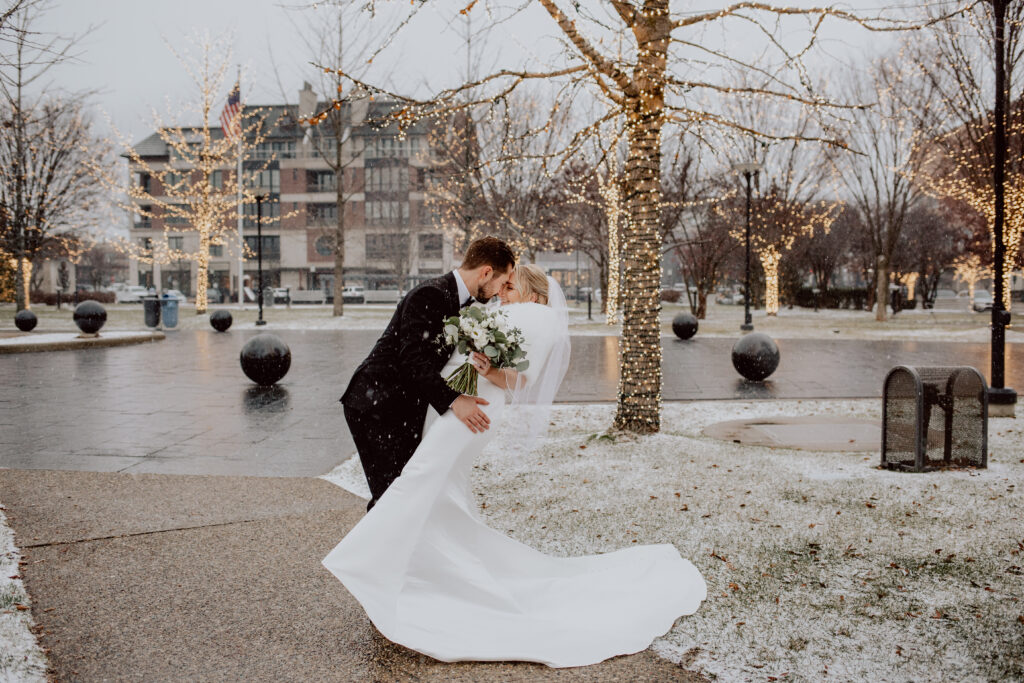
990, 0, 1016, 414
733, 162, 762, 331
255, 194, 267, 326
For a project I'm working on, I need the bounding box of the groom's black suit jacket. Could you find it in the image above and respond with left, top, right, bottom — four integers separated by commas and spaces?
341, 272, 462, 417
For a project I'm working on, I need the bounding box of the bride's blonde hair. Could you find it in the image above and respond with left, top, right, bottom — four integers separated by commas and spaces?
513, 264, 549, 305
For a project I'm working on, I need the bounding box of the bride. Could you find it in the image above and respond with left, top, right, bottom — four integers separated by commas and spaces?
322, 264, 706, 668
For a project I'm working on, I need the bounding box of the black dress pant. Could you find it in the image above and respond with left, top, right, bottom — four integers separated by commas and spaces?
343, 402, 425, 511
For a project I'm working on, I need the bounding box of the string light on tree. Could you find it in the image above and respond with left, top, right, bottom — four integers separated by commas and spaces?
83, 34, 286, 315
953, 253, 988, 308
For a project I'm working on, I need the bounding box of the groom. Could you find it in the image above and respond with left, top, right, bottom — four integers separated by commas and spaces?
341, 236, 517, 510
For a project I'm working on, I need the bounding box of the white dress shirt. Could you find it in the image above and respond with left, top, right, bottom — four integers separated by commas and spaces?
452, 269, 472, 306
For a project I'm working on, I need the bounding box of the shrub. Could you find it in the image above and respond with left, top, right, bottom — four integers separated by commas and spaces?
660, 289, 682, 303
29, 289, 115, 305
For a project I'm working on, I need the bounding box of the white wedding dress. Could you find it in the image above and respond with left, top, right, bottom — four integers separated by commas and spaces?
322, 302, 706, 668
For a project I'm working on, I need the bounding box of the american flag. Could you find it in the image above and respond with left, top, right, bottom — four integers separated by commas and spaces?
220, 82, 241, 142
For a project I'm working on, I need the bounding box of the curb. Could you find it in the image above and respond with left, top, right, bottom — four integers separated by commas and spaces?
0, 331, 166, 354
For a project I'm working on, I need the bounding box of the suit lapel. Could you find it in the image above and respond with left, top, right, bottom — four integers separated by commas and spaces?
442, 271, 459, 316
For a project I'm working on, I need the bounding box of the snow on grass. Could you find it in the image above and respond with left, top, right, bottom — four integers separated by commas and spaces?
0, 503, 47, 682
469, 400, 1024, 681
320, 399, 1022, 679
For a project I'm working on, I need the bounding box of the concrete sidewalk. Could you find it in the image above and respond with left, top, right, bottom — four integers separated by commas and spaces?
1, 469, 702, 682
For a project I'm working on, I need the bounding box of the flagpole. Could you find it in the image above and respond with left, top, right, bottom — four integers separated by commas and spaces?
236, 67, 244, 306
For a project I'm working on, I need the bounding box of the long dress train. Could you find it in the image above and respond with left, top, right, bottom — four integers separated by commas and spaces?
322, 303, 707, 668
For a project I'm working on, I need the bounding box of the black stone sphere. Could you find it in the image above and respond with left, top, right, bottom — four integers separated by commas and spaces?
73, 300, 107, 335
672, 312, 698, 340
731, 332, 780, 381
14, 309, 37, 332
240, 334, 291, 386
210, 309, 233, 332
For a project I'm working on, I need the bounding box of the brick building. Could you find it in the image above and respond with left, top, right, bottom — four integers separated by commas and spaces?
126, 83, 457, 301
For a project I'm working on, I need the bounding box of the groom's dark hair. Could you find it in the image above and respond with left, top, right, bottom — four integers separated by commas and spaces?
461, 236, 516, 272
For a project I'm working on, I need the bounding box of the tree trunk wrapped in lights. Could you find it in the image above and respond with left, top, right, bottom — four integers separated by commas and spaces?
599, 173, 623, 325
84, 36, 282, 315
953, 253, 987, 307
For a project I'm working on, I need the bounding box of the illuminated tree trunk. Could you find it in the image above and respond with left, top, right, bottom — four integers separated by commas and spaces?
601, 177, 622, 324
902, 272, 918, 303
612, 2, 669, 434
758, 247, 782, 316
614, 108, 664, 433
998, 240, 1018, 310
196, 235, 210, 314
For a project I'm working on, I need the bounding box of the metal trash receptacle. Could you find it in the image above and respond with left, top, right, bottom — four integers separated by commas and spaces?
882, 365, 988, 472
160, 294, 179, 328
143, 296, 161, 328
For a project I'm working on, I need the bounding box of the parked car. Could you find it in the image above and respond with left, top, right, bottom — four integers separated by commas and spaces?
271, 287, 290, 303
972, 289, 994, 312
162, 289, 186, 303
206, 288, 223, 304
342, 285, 365, 304
112, 284, 148, 303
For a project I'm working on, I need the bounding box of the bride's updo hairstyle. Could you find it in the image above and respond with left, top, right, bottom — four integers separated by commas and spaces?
514, 264, 549, 305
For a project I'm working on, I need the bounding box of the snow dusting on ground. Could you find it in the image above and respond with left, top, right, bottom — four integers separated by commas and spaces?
319, 399, 1023, 680
0, 503, 47, 681
468, 400, 1024, 681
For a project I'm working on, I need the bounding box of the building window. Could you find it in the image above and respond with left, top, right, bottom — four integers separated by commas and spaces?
168, 236, 184, 251
137, 172, 151, 193
139, 237, 153, 254
253, 140, 296, 160
244, 235, 280, 260
164, 205, 189, 226
242, 200, 280, 227
314, 235, 334, 256
247, 169, 280, 192
366, 165, 409, 192
162, 172, 183, 192
211, 170, 223, 189
134, 206, 152, 229
366, 233, 408, 260
209, 244, 224, 258
363, 134, 424, 159
419, 233, 443, 259
309, 203, 338, 223
365, 200, 409, 225
307, 170, 336, 193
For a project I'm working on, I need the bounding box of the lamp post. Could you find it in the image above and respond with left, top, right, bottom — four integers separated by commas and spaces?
733, 162, 762, 332
989, 0, 1016, 414
255, 193, 267, 326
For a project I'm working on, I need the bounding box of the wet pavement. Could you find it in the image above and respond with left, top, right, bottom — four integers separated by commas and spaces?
0, 329, 1021, 477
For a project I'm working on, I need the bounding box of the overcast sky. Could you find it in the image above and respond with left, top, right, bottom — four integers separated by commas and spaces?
29, 1, 906, 144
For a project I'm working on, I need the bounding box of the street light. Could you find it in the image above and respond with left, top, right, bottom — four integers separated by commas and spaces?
733, 161, 763, 332
255, 193, 267, 327
989, 0, 1017, 415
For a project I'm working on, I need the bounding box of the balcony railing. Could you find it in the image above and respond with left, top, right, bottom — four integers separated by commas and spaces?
306, 180, 337, 193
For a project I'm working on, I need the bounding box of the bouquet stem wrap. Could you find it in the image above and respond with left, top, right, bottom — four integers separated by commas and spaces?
445, 361, 479, 396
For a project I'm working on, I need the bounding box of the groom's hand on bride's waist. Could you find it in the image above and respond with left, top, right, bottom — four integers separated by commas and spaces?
451, 395, 491, 433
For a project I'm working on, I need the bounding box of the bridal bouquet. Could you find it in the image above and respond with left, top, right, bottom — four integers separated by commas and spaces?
440, 306, 529, 396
